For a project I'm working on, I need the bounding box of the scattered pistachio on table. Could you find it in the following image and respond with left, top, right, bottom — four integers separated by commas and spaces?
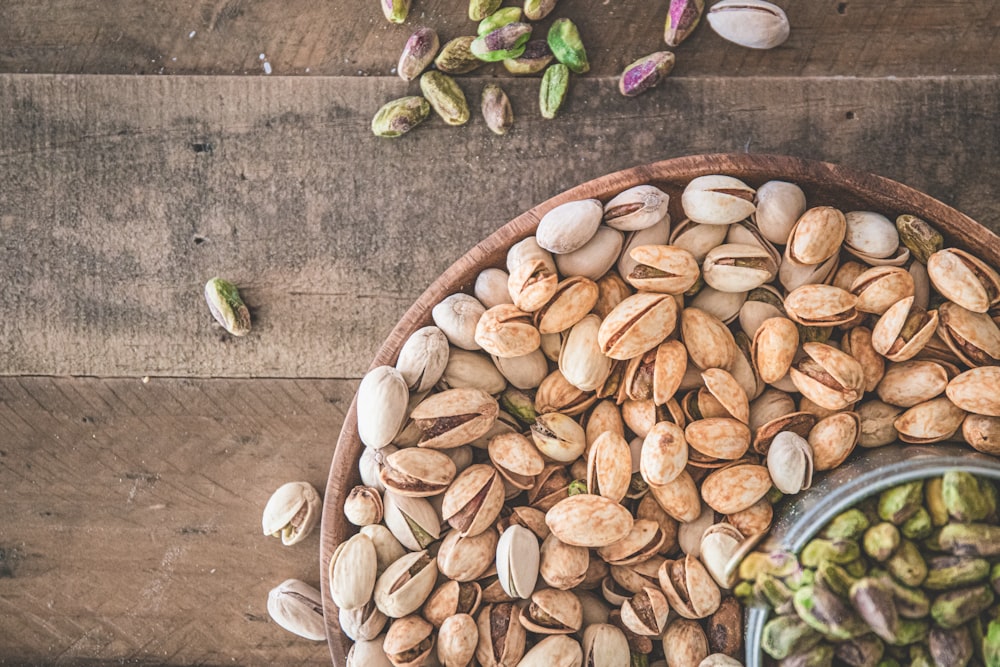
267, 579, 327, 641
419, 71, 470, 126
371, 95, 430, 138
261, 481, 321, 545
204, 277, 251, 336
539, 62, 569, 120
481, 83, 513, 135
706, 0, 790, 50
397, 27, 439, 82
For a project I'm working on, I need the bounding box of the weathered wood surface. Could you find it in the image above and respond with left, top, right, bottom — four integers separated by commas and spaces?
2, 74, 999, 378
0, 376, 354, 666
2, 0, 999, 77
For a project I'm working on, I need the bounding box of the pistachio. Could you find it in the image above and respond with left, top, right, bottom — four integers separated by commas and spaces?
556, 227, 626, 281
475, 303, 540, 358
850, 266, 915, 315
423, 580, 482, 628
604, 185, 670, 232
384, 614, 435, 667
204, 277, 251, 335
540, 63, 570, 119
648, 469, 702, 522
599, 292, 679, 360
761, 615, 822, 660
665, 0, 705, 46
927, 248, 1000, 313
374, 550, 439, 618
751, 317, 799, 384
262, 481, 321, 545
267, 579, 326, 641
435, 36, 483, 75
410, 387, 498, 449
659, 554, 722, 619
896, 214, 943, 264
681, 306, 738, 370
681, 175, 756, 226
478, 7, 522, 35
329, 533, 378, 611
380, 448, 457, 497
893, 396, 966, 444
700, 523, 745, 588
436, 613, 478, 667
396, 326, 450, 393
471, 22, 532, 62
344, 485, 384, 526
703, 243, 778, 293
537, 199, 603, 256
504, 38, 555, 75
588, 431, 633, 503
754, 181, 807, 245
626, 245, 700, 294
432, 293, 486, 351
518, 634, 584, 667
701, 463, 772, 514
706, 0, 790, 49
524, 0, 558, 20
481, 83, 513, 136
619, 52, 675, 97
397, 28, 439, 81
441, 463, 505, 537
766, 431, 813, 495
340, 600, 388, 642
437, 528, 498, 582
361, 524, 407, 575
789, 342, 865, 411
495, 525, 540, 599
380, 0, 410, 23
937, 301, 1000, 367
520, 588, 583, 634
930, 585, 994, 629
947, 367, 1000, 417
382, 491, 442, 552
419, 71, 470, 126
784, 284, 859, 327
785, 207, 847, 266
546, 493, 634, 547
547, 18, 589, 73
468, 0, 501, 20
476, 603, 527, 666
584, 623, 631, 667
621, 587, 671, 636
808, 411, 859, 471
371, 96, 431, 138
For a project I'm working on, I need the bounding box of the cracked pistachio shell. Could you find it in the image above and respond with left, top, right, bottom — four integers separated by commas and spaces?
546, 493, 634, 547
441, 348, 507, 395
640, 421, 688, 486
784, 284, 859, 327
382, 491, 441, 552
432, 293, 486, 351
619, 51, 675, 97
537, 199, 604, 255
540, 62, 570, 119
441, 463, 505, 536
948, 367, 1000, 416
204, 277, 251, 335
420, 71, 470, 126
437, 613, 478, 667
536, 276, 599, 334
588, 431, 633, 503
605, 185, 670, 232
435, 36, 483, 75
360, 524, 406, 576
766, 431, 813, 495
648, 468, 701, 522
626, 244, 700, 294
344, 485, 383, 526
808, 411, 859, 471
938, 301, 1000, 367
267, 579, 326, 641
621, 586, 671, 636
329, 533, 378, 610
702, 243, 777, 293
928, 248, 1000, 313
542, 533, 591, 591
531, 411, 587, 462
597, 518, 666, 567
894, 396, 966, 444
599, 292, 679, 360
870, 296, 939, 362
536, 368, 597, 415
384, 614, 435, 667
785, 206, 847, 266
371, 96, 430, 138
681, 175, 756, 226
357, 365, 409, 449
475, 303, 541, 358
410, 387, 499, 449
476, 603, 527, 667
739, 285, 785, 338
844, 211, 900, 260
659, 554, 722, 619
700, 523, 745, 589
627, 339, 687, 405
347, 635, 394, 667
876, 360, 948, 408
396, 326, 450, 393
262, 481, 321, 545
897, 213, 943, 263
583, 623, 630, 667
474, 267, 513, 309
340, 600, 388, 642
397, 27, 439, 81
751, 317, 799, 385
437, 527, 498, 582
481, 83, 514, 136
555, 226, 625, 281
701, 463, 772, 515
789, 342, 865, 411
681, 307, 738, 370
663, 618, 710, 667
850, 265, 915, 315
670, 218, 730, 262
665, 0, 705, 47
778, 251, 839, 292
840, 326, 884, 393
702, 368, 750, 423
707, 0, 789, 49
686, 418, 751, 462
496, 525, 540, 598
423, 580, 483, 628
754, 180, 806, 245
691, 287, 747, 325
520, 588, 583, 634
471, 22, 532, 62
380, 448, 457, 497
559, 315, 613, 392
519, 635, 584, 667
374, 550, 438, 618
620, 216, 672, 278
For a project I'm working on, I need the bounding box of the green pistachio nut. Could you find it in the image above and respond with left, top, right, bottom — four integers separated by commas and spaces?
380, 0, 410, 23
740, 550, 800, 581
928, 626, 974, 667
547, 18, 589, 74
882, 577, 930, 619
567, 479, 588, 496
931, 584, 995, 629
481, 83, 513, 136
834, 634, 885, 667
895, 214, 943, 264
630, 652, 649, 667
733, 580, 755, 606
420, 71, 470, 126
794, 584, 869, 641
887, 619, 928, 647
924, 477, 949, 527
434, 36, 484, 75
939, 523, 1000, 557
468, 0, 502, 21
906, 644, 933, 667
816, 561, 859, 598
397, 27, 440, 82
985, 620, 1000, 667
503, 39, 554, 75
779, 644, 835, 667
801, 538, 861, 568
539, 63, 569, 119
664, 0, 705, 47
797, 324, 833, 344
524, 0, 558, 21
864, 523, 901, 562
767, 485, 786, 505
204, 278, 251, 336
878, 481, 924, 525
471, 22, 532, 62
886, 539, 928, 587
943, 470, 997, 522
757, 573, 795, 610
900, 507, 933, 540
500, 388, 537, 425
924, 556, 990, 590
478, 7, 522, 35
849, 578, 900, 643
618, 51, 675, 97
785, 567, 816, 591
824, 509, 873, 541
762, 615, 823, 660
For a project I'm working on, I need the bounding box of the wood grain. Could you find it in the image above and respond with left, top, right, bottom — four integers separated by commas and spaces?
1, 0, 998, 77
1, 74, 999, 379
0, 375, 356, 666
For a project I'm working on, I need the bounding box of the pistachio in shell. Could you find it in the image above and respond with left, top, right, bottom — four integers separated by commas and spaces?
546, 493, 634, 547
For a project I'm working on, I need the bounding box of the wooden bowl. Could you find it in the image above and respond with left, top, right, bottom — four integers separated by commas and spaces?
318, 153, 1000, 665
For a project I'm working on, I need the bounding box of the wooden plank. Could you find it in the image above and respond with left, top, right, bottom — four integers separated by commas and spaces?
1, 0, 998, 77
0, 376, 355, 666
1, 74, 999, 379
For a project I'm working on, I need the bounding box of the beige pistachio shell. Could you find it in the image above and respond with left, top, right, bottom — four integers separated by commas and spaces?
489, 431, 545, 478
585, 399, 626, 451
441, 463, 505, 537
555, 226, 626, 281
537, 198, 603, 254
662, 618, 711, 667
927, 248, 1000, 313
702, 243, 778, 293
699, 523, 745, 588
582, 623, 630, 667
432, 293, 486, 350
411, 387, 499, 449
841, 326, 885, 393
626, 244, 701, 294
784, 284, 859, 326
380, 448, 457, 497
492, 348, 549, 390
946, 367, 1000, 417
682, 307, 738, 371
754, 180, 806, 245
531, 411, 587, 462
357, 366, 410, 449
346, 635, 394, 667
596, 518, 665, 566
267, 578, 327, 641
520, 588, 584, 634
701, 368, 751, 424
648, 469, 701, 523
636, 494, 680, 555
437, 613, 478, 667
658, 554, 722, 619
621, 586, 671, 636
476, 603, 527, 667
340, 600, 388, 642
438, 527, 498, 582
507, 237, 559, 312
778, 252, 839, 292
546, 493, 634, 547
681, 175, 756, 226
670, 218, 731, 262
844, 210, 900, 259
789, 342, 866, 411
876, 360, 949, 408
700, 463, 772, 515
857, 399, 903, 448
640, 420, 688, 486
871, 296, 940, 362
360, 524, 407, 577
540, 533, 590, 590
964, 414, 1000, 455
423, 580, 482, 627
396, 326, 450, 392
726, 497, 773, 537
517, 634, 584, 667
587, 430, 633, 502
691, 286, 747, 325
329, 533, 378, 611
344, 485, 384, 526
440, 348, 507, 394
527, 464, 573, 512
751, 317, 798, 385
808, 411, 859, 470
383, 614, 434, 667
620, 217, 672, 278
475, 303, 541, 358
535, 276, 600, 334
474, 267, 514, 309
678, 502, 718, 558
262, 481, 321, 545
598, 291, 679, 360
496, 524, 540, 599
894, 396, 967, 444
560, 314, 614, 392
850, 265, 915, 315
374, 550, 438, 617
785, 206, 846, 266
685, 418, 751, 461
604, 184, 670, 231
938, 301, 1000, 367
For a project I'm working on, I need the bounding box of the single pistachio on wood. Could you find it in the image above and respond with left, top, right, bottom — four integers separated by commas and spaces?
371, 96, 431, 138
504, 39, 555, 75
267, 579, 326, 641
262, 481, 321, 545
706, 0, 789, 49
619, 52, 675, 97
204, 277, 251, 335
471, 22, 532, 62
524, 0, 558, 20
468, 0, 501, 20
665, 0, 705, 46
420, 71, 470, 126
478, 6, 522, 35
481, 83, 513, 136
547, 18, 589, 73
540, 62, 570, 119
397, 27, 439, 81
381, 0, 410, 23
435, 36, 483, 74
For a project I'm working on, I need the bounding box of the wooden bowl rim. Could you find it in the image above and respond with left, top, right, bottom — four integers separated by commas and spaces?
318, 152, 1000, 665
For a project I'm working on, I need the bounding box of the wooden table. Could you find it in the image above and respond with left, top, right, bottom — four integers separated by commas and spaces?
1, 1, 998, 665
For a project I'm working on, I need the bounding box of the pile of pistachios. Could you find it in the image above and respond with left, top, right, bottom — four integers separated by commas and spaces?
372, 0, 792, 137
330, 174, 1000, 667
740, 471, 1000, 666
